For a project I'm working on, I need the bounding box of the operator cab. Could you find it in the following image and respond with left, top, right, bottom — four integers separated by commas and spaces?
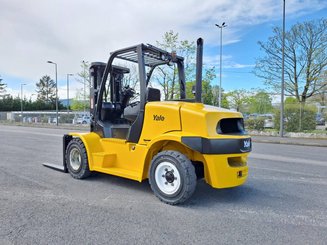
89, 43, 188, 142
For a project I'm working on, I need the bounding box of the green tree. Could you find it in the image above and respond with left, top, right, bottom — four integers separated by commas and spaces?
71, 89, 89, 111
202, 67, 215, 105
195, 67, 229, 107
274, 105, 316, 132
226, 89, 250, 112
306, 70, 327, 109
254, 18, 327, 104
0, 94, 64, 111
71, 99, 86, 111
185, 81, 194, 99
285, 97, 298, 105
0, 75, 6, 95
184, 66, 224, 106
179, 39, 196, 83
202, 81, 213, 104
0, 95, 15, 111
36, 75, 56, 106
212, 85, 229, 108
185, 79, 214, 104
248, 90, 273, 114
70, 61, 91, 111
155, 30, 196, 100
77, 60, 90, 102
185, 67, 214, 103
155, 31, 222, 103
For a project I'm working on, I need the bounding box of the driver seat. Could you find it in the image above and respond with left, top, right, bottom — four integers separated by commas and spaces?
146, 87, 161, 102
123, 87, 161, 122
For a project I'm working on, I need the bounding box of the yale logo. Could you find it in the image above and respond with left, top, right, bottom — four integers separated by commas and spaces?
153, 115, 165, 121
243, 139, 251, 148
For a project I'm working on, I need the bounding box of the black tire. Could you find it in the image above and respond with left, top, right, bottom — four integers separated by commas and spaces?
149, 150, 197, 205
65, 138, 91, 179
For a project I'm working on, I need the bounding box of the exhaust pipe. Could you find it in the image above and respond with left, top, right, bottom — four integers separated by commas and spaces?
195, 38, 203, 103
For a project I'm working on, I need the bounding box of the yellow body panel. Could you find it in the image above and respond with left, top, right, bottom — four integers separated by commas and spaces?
68, 101, 250, 188
139, 102, 182, 144
69, 132, 147, 181
202, 154, 249, 188
181, 103, 243, 137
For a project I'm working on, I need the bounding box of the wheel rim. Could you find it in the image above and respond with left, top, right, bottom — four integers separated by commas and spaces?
154, 161, 181, 195
69, 147, 82, 171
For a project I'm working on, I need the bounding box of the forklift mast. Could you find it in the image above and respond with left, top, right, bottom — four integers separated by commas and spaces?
89, 62, 105, 132
89, 63, 129, 132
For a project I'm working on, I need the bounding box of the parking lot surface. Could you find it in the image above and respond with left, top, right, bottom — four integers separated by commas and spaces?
0, 125, 326, 244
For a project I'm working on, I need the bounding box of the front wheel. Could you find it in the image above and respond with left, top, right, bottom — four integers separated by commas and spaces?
65, 138, 91, 179
149, 151, 197, 205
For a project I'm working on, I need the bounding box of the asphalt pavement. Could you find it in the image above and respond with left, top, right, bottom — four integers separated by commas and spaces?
252, 135, 327, 147
0, 125, 326, 244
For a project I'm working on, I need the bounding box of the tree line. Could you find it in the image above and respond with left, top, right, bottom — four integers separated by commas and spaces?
0, 75, 6, 95
0, 96, 66, 112
0, 74, 65, 111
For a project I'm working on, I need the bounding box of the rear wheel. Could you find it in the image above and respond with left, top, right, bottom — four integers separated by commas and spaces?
66, 138, 91, 179
149, 151, 197, 205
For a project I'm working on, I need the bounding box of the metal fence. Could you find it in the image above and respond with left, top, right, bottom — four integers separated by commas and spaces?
0, 111, 90, 124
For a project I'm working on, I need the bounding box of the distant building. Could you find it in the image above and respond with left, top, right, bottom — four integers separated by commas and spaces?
59, 99, 73, 107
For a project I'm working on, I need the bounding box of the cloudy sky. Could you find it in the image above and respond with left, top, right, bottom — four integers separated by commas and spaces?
1, 0, 326, 100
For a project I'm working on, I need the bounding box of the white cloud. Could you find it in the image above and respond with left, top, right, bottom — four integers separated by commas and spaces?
224, 63, 255, 69
0, 0, 326, 97
204, 54, 254, 69
5, 84, 36, 100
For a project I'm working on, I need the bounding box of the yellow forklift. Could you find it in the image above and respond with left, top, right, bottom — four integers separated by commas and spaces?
47, 38, 251, 205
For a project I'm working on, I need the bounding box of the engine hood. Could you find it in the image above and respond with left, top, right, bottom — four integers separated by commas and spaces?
180, 103, 245, 137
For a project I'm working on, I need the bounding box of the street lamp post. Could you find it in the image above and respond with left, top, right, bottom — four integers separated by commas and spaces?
280, 0, 286, 137
67, 73, 73, 113
215, 22, 227, 107
47, 60, 59, 126
82, 60, 86, 113
20, 83, 26, 123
